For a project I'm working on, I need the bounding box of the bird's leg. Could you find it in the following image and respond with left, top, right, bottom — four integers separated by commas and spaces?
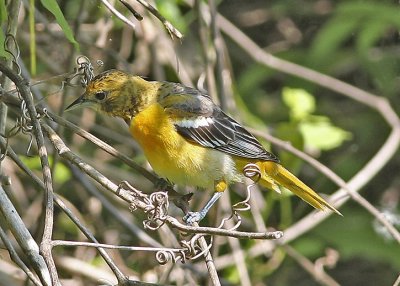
183, 180, 226, 224
183, 192, 223, 224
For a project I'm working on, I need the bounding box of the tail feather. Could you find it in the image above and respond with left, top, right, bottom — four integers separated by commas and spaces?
258, 161, 342, 216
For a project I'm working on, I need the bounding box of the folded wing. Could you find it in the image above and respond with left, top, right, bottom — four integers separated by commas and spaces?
158, 83, 279, 162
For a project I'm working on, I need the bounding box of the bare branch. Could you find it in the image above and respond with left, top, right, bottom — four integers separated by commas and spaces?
166, 216, 282, 239
393, 273, 400, 286
100, 0, 136, 30
284, 245, 340, 286
134, 0, 183, 39
0, 63, 59, 285
0, 186, 51, 286
0, 226, 43, 286
197, 235, 220, 286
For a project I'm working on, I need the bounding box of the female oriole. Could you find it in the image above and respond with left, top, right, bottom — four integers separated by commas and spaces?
67, 69, 341, 223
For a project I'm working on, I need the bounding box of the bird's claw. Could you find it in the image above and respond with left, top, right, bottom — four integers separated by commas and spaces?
183, 211, 205, 225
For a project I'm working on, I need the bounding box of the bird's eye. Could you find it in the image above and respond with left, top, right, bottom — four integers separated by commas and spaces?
95, 91, 107, 101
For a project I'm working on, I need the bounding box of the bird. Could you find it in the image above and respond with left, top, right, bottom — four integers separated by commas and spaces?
66, 69, 341, 224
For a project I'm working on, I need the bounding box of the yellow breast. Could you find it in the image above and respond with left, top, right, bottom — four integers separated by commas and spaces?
129, 104, 240, 189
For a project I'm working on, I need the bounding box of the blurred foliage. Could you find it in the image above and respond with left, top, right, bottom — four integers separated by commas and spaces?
0, 0, 399, 285
308, 1, 400, 98
21, 155, 71, 184
282, 87, 351, 151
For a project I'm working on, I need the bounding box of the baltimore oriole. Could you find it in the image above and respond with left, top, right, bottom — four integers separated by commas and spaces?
67, 69, 341, 223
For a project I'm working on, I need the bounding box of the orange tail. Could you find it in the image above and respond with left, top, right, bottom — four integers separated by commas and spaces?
257, 161, 341, 215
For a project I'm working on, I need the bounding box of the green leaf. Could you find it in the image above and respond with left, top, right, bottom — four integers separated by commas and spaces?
40, 0, 79, 50
357, 21, 392, 55
29, 0, 37, 75
0, 0, 7, 22
21, 156, 71, 184
282, 88, 315, 120
299, 116, 351, 150
338, 2, 400, 27
0, 0, 7, 58
310, 16, 359, 67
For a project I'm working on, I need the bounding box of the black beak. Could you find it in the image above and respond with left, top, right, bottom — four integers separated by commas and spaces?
65, 94, 86, 111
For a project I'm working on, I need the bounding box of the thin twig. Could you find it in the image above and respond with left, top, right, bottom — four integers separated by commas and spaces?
40, 120, 282, 286
51, 240, 186, 253
166, 216, 282, 239
284, 245, 340, 286
100, 0, 136, 30
119, 0, 143, 20
197, 234, 221, 286
134, 0, 183, 39
393, 273, 400, 286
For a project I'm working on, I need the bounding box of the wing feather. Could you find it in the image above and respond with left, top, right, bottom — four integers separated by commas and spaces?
158, 83, 279, 162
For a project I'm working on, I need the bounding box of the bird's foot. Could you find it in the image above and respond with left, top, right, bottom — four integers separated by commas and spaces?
183, 192, 223, 224
183, 211, 206, 225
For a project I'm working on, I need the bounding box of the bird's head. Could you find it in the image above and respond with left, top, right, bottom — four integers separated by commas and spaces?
66, 69, 155, 121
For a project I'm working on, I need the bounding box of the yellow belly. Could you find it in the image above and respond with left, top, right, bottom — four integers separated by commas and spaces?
129, 104, 241, 189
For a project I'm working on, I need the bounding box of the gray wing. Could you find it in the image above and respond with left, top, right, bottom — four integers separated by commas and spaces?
176, 108, 279, 161
159, 83, 279, 162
